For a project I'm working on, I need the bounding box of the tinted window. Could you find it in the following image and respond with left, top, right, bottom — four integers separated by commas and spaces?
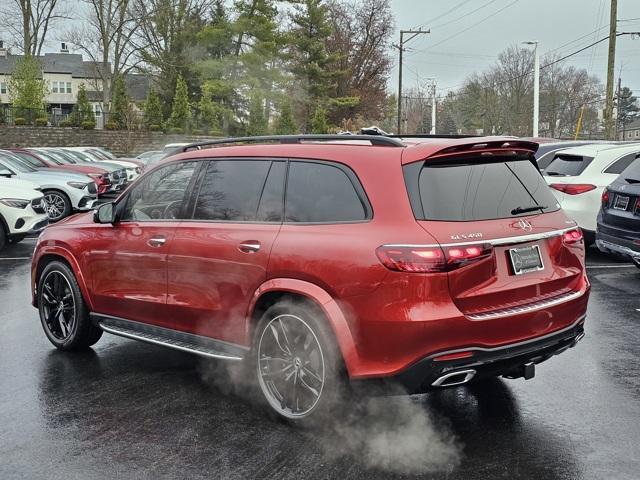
537, 150, 559, 170
412, 158, 559, 221
257, 161, 285, 222
121, 162, 196, 221
604, 153, 638, 174
193, 160, 274, 222
544, 155, 593, 176
285, 162, 368, 223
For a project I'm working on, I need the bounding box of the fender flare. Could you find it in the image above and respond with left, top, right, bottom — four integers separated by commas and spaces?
34, 244, 94, 310
248, 278, 360, 375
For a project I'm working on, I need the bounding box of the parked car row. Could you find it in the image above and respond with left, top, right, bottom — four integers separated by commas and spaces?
0, 146, 145, 249
537, 141, 640, 267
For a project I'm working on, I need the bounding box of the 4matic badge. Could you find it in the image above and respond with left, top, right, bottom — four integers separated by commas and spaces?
450, 232, 483, 241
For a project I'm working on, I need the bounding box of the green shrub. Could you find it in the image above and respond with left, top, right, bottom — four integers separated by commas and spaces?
105, 122, 118, 131
35, 117, 48, 127
169, 127, 184, 134
209, 130, 223, 137
81, 120, 95, 130
149, 124, 162, 132
14, 117, 26, 126
59, 119, 72, 128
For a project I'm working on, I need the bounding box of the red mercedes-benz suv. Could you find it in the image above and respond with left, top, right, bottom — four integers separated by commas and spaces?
31, 135, 590, 421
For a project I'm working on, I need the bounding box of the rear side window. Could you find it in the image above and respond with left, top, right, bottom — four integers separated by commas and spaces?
604, 153, 639, 174
193, 160, 282, 222
285, 161, 370, 223
544, 154, 593, 176
406, 157, 559, 221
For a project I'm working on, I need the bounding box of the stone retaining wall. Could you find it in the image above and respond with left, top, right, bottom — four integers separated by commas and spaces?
0, 126, 217, 156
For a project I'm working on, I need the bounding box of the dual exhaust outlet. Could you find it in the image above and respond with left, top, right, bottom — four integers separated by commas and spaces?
431, 362, 538, 387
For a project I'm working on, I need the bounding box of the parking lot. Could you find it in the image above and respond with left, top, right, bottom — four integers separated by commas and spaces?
1, 238, 639, 480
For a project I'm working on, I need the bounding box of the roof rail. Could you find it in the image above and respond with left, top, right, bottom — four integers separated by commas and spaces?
389, 134, 478, 139
178, 134, 405, 153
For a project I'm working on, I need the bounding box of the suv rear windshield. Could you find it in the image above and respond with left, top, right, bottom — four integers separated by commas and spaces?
620, 157, 640, 182
544, 154, 593, 177
405, 157, 559, 221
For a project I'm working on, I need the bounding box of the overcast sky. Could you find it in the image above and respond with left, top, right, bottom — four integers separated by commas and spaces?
389, 0, 640, 96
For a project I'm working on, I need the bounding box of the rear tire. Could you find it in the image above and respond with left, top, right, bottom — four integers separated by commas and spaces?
583, 230, 595, 247
37, 260, 103, 350
8, 234, 26, 244
252, 300, 346, 423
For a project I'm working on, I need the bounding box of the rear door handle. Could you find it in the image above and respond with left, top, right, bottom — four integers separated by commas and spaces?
148, 236, 166, 247
238, 241, 261, 253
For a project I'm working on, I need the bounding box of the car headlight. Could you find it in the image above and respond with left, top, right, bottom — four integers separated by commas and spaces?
135, 167, 141, 174
67, 181, 89, 189
0, 198, 30, 209
87, 173, 102, 180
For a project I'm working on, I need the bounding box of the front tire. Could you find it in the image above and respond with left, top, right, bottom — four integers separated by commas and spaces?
253, 301, 345, 422
38, 261, 103, 350
0, 224, 6, 251
43, 190, 71, 222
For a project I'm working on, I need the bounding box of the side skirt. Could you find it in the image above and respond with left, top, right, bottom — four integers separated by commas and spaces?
91, 313, 248, 361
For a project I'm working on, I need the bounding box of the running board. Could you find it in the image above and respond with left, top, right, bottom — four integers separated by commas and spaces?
92, 314, 248, 361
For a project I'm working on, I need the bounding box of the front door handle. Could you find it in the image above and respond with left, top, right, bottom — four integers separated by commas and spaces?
148, 236, 166, 247
238, 241, 261, 253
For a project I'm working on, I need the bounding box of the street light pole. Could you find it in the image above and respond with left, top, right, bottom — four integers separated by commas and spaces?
523, 40, 540, 137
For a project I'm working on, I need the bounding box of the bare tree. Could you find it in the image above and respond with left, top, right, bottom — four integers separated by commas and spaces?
66, 0, 140, 107
0, 0, 69, 55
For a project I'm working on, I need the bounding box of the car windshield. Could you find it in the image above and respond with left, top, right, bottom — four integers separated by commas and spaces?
88, 149, 109, 160
620, 157, 640, 183
0, 153, 38, 173
64, 150, 92, 162
10, 152, 45, 168
50, 149, 80, 164
29, 150, 63, 165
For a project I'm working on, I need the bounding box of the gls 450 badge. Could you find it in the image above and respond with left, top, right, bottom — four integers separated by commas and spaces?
450, 232, 483, 241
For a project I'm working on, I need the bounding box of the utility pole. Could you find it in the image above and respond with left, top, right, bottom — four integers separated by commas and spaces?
430, 81, 437, 134
604, 0, 618, 140
394, 29, 429, 134
523, 40, 540, 137
615, 76, 622, 139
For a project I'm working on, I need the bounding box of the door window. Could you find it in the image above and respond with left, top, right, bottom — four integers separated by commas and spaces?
120, 161, 197, 221
285, 161, 369, 223
193, 160, 283, 222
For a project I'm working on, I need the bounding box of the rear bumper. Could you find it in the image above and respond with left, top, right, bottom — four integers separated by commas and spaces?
596, 230, 640, 264
382, 315, 586, 394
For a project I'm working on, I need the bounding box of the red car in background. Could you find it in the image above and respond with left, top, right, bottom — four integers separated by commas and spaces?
31, 135, 590, 422
7, 148, 112, 195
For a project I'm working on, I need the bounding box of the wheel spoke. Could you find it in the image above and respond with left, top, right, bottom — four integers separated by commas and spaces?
269, 323, 291, 356
301, 365, 323, 384
298, 372, 320, 398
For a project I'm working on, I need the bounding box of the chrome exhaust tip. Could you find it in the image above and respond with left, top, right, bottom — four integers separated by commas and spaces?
432, 369, 476, 387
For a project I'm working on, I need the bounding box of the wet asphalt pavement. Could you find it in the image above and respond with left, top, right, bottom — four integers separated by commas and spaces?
1, 239, 639, 480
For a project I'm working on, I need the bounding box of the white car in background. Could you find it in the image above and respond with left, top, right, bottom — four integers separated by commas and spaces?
62, 147, 142, 181
543, 143, 640, 244
0, 176, 49, 249
0, 151, 98, 222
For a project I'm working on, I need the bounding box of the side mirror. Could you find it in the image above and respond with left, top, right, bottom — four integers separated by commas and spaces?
94, 202, 115, 224
0, 168, 14, 178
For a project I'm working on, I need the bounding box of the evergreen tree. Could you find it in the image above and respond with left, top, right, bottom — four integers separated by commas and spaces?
169, 75, 191, 132
143, 89, 164, 129
197, 82, 224, 134
310, 104, 329, 133
110, 75, 129, 129
71, 84, 95, 128
618, 87, 639, 134
246, 94, 268, 136
287, 0, 336, 129
274, 101, 297, 134
8, 55, 48, 123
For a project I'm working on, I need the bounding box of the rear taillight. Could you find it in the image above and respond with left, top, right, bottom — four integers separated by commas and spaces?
562, 228, 583, 245
549, 183, 597, 195
376, 243, 493, 273
601, 189, 610, 207
635, 197, 640, 214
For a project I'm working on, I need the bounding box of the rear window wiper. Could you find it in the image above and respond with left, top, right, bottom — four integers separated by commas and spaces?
545, 171, 567, 176
624, 178, 640, 184
511, 205, 547, 215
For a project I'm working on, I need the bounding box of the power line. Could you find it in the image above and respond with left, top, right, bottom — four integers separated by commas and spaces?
429, 0, 502, 30
412, 0, 475, 31
407, 0, 523, 57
